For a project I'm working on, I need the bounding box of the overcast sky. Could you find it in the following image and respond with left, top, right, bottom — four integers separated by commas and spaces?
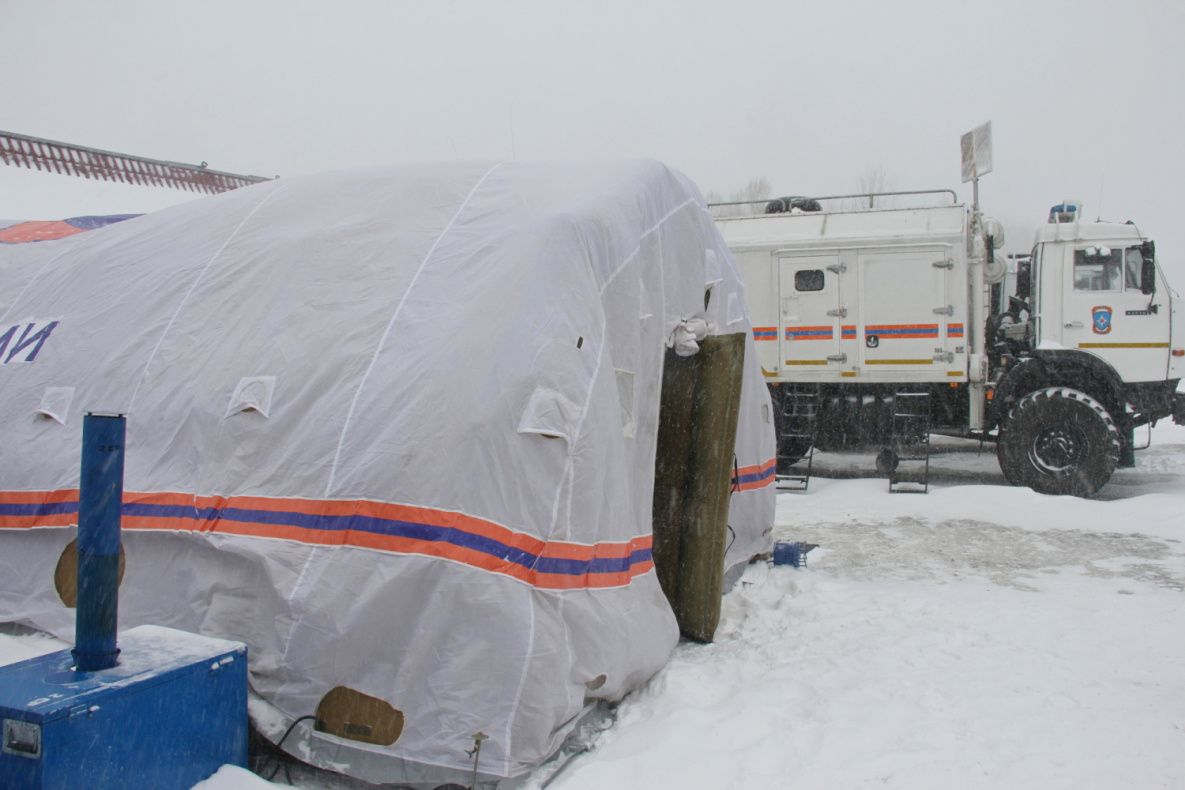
3, 0, 1183, 272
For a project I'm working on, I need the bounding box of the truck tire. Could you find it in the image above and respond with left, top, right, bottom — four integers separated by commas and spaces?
875, 448, 898, 476
776, 436, 812, 472
997, 387, 1120, 496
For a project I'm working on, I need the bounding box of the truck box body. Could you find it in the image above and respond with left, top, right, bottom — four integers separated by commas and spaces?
720, 204, 975, 386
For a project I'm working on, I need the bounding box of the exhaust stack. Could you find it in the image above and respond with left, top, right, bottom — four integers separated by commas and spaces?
72, 413, 124, 672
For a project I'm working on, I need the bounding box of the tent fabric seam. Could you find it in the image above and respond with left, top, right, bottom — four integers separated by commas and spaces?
128, 184, 287, 411
0, 236, 95, 325
598, 197, 698, 298
502, 583, 537, 776
324, 161, 508, 497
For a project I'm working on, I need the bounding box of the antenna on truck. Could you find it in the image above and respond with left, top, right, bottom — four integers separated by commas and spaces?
1097, 171, 1105, 220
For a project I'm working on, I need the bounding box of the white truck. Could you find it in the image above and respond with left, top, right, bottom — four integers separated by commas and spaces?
716, 194, 1185, 496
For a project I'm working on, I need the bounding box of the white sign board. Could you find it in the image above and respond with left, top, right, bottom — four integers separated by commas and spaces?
960, 122, 992, 183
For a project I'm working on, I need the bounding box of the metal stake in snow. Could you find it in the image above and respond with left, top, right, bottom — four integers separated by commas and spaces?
467, 731, 489, 790
72, 413, 125, 672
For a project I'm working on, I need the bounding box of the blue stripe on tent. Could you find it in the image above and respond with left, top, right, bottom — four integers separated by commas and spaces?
121, 502, 651, 577
734, 466, 775, 486
0, 502, 79, 517
65, 214, 141, 230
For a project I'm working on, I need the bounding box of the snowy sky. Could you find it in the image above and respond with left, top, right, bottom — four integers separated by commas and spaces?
3, 0, 1184, 274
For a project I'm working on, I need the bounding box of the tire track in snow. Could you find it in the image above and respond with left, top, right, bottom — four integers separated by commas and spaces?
788, 516, 1185, 592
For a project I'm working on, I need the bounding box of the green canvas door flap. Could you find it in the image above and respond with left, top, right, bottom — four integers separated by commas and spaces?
651, 333, 747, 642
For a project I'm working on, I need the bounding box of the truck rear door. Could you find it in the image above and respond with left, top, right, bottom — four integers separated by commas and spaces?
778, 254, 844, 374
857, 248, 956, 378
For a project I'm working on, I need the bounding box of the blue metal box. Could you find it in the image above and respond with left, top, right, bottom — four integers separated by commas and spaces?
0, 625, 247, 790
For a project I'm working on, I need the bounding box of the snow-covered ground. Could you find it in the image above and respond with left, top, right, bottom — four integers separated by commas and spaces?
4, 424, 1184, 789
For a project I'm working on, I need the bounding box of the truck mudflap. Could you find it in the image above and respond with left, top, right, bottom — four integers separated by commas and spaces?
1173, 391, 1185, 425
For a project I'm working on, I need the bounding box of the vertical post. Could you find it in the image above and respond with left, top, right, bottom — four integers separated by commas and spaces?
73, 413, 125, 671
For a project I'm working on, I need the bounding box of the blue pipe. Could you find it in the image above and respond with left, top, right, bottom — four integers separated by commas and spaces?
73, 413, 125, 672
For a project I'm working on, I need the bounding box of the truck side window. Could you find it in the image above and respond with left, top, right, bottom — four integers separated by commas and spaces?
795, 270, 824, 292
1124, 247, 1143, 290
1073, 248, 1122, 292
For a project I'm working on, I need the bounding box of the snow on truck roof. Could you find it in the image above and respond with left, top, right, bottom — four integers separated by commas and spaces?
1032, 217, 1147, 246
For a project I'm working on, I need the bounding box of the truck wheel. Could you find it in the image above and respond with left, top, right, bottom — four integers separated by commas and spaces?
997, 387, 1120, 496
776, 436, 812, 473
875, 449, 898, 476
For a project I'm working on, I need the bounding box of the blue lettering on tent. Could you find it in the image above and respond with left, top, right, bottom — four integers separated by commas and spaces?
0, 320, 59, 364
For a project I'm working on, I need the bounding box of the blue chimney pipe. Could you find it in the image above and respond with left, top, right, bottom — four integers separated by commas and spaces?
73, 413, 125, 672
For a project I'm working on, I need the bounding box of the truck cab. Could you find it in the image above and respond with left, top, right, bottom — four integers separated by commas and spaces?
1030, 205, 1180, 386
986, 201, 1184, 488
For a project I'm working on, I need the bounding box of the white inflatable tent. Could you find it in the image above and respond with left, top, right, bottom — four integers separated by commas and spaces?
0, 160, 775, 785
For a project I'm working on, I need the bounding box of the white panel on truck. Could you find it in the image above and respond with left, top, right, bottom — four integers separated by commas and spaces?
777, 254, 843, 377
857, 247, 955, 380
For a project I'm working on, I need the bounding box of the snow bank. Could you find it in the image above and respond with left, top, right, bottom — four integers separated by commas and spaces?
541, 422, 1185, 789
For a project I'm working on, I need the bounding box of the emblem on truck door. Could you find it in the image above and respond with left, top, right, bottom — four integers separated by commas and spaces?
1091, 306, 1113, 334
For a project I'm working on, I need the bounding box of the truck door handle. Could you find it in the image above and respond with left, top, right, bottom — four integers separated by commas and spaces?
827, 354, 848, 363
1064, 321, 1084, 329
827, 307, 847, 318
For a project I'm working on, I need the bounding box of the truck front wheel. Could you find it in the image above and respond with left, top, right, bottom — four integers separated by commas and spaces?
997, 387, 1120, 496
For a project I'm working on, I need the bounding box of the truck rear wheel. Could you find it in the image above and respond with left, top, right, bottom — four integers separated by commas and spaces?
776, 436, 812, 473
997, 387, 1120, 496
875, 449, 898, 476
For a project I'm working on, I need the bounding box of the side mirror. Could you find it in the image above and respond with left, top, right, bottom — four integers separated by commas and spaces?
1141, 240, 1157, 296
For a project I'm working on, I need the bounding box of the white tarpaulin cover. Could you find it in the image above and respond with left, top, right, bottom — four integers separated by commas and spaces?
0, 160, 774, 783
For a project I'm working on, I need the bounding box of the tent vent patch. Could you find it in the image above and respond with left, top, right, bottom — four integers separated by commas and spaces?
227, 376, 276, 418
37, 387, 75, 424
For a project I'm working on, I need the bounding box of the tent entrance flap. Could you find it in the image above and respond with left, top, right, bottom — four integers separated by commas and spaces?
651, 333, 746, 642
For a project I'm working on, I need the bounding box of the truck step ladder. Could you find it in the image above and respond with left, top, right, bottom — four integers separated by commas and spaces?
776, 383, 820, 491
888, 391, 931, 493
